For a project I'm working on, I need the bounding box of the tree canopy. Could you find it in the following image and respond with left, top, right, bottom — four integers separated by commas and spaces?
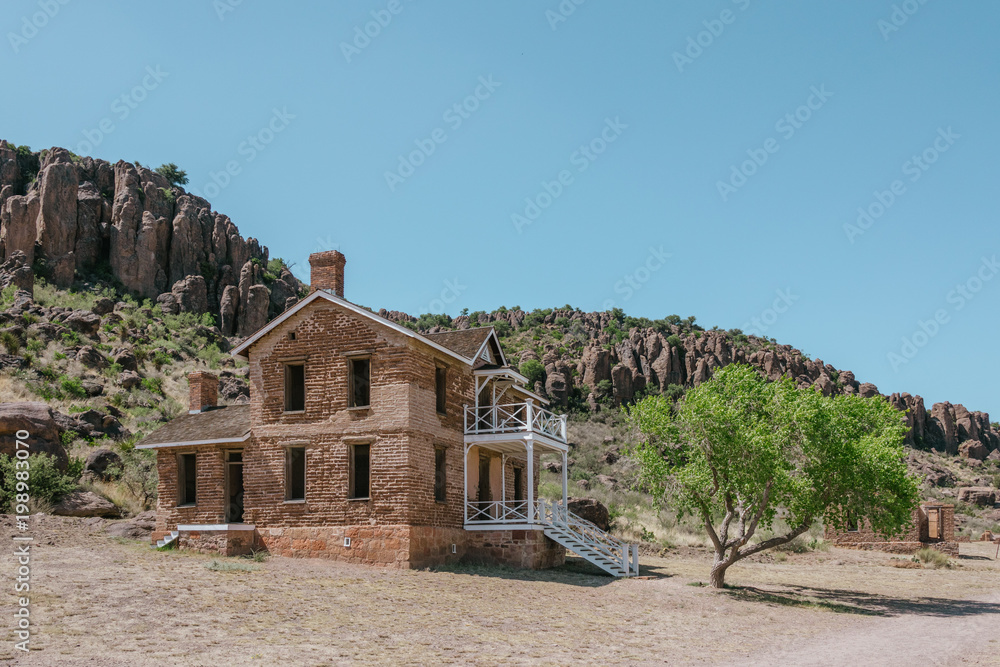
155, 163, 188, 187
625, 364, 919, 587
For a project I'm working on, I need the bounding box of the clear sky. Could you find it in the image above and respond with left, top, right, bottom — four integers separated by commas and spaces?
4, 1, 998, 416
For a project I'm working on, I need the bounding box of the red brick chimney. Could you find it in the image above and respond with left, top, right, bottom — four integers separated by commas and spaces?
309, 250, 346, 297
188, 371, 218, 413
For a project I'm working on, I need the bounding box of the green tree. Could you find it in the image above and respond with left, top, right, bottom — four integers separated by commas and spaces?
625, 364, 919, 588
155, 163, 189, 187
519, 359, 545, 387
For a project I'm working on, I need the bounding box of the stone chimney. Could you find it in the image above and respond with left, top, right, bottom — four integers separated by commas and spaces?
309, 250, 346, 297
188, 371, 218, 413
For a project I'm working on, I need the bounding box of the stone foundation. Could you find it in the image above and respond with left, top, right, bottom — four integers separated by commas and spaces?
152, 523, 566, 571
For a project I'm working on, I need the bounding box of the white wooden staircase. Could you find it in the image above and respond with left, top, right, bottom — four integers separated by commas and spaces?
155, 530, 179, 549
538, 500, 639, 577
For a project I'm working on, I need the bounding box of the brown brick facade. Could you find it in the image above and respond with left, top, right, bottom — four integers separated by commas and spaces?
152, 296, 565, 570
826, 504, 959, 556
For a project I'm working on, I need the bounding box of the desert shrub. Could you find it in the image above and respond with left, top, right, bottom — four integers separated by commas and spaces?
155, 163, 188, 187
59, 375, 88, 399
0, 285, 17, 309
141, 376, 164, 394
105, 444, 157, 510
915, 547, 951, 569
0, 330, 22, 355
25, 338, 44, 354
519, 359, 545, 387
0, 453, 79, 511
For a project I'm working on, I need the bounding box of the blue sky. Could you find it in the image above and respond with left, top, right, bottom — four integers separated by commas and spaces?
4, 0, 998, 416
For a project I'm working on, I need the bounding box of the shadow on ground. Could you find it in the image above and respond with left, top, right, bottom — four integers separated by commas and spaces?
725, 584, 1000, 618
429, 555, 673, 587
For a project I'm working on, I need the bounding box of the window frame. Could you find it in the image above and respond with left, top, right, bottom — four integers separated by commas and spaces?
435, 366, 448, 415
284, 444, 307, 503
283, 362, 306, 413
434, 446, 447, 503
177, 452, 197, 507
348, 442, 371, 500
347, 356, 371, 409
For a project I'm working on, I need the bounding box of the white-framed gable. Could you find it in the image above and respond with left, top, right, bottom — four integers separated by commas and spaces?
472, 328, 507, 368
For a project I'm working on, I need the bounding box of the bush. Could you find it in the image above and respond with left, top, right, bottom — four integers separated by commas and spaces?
155, 163, 188, 187
59, 375, 88, 399
519, 359, 545, 387
915, 547, 951, 569
0, 330, 21, 354
105, 445, 157, 510
0, 453, 79, 511
141, 376, 164, 394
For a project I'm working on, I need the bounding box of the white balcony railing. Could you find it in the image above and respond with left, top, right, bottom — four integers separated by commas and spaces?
463, 401, 567, 442
465, 500, 531, 524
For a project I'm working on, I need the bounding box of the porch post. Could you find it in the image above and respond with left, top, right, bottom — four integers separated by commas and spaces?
562, 449, 568, 510
501, 454, 506, 504
526, 440, 534, 524
463, 443, 469, 524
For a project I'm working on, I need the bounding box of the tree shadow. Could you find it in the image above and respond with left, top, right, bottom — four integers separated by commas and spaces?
725, 584, 1000, 618
430, 555, 672, 587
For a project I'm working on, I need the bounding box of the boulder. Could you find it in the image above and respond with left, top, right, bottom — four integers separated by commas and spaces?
76, 345, 106, 369
0, 250, 34, 295
171, 275, 208, 313
104, 511, 156, 539
542, 461, 562, 474
80, 379, 104, 397
595, 474, 618, 489
0, 402, 69, 469
156, 292, 179, 315
112, 348, 138, 372
959, 439, 989, 461
118, 370, 141, 389
219, 284, 238, 336
63, 310, 101, 336
858, 383, 879, 399
52, 491, 120, 518
987, 449, 1000, 462
83, 448, 122, 481
91, 297, 115, 316
957, 487, 997, 507
567, 497, 611, 531
600, 450, 619, 465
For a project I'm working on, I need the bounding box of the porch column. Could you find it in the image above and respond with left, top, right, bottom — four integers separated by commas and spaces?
463, 443, 469, 524
562, 449, 568, 509
526, 440, 534, 524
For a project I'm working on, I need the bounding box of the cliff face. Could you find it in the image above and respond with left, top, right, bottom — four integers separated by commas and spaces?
0, 141, 302, 336
378, 307, 1000, 460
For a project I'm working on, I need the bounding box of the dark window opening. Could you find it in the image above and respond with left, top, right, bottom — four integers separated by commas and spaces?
435, 367, 447, 414
349, 358, 370, 408
288, 331, 297, 341
284, 364, 305, 412
434, 447, 447, 502
350, 443, 370, 499
178, 453, 197, 506
287, 447, 306, 501
846, 512, 858, 532
513, 467, 524, 502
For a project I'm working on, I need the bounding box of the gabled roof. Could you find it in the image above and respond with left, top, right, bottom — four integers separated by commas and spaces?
230, 290, 473, 366
423, 329, 493, 360
135, 404, 250, 449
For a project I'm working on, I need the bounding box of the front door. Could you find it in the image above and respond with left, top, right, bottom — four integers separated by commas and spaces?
927, 507, 940, 539
477, 455, 492, 519
226, 451, 244, 523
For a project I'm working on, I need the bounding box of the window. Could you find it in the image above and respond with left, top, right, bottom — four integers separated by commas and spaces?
286, 446, 306, 501
434, 447, 447, 502
435, 367, 447, 414
846, 512, 858, 532
178, 453, 196, 506
349, 443, 370, 499
349, 357, 370, 407
284, 364, 305, 412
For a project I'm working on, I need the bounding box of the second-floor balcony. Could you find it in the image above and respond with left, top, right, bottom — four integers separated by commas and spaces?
463, 400, 567, 443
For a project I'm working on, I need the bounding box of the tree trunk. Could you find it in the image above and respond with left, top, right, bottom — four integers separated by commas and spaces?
710, 556, 728, 588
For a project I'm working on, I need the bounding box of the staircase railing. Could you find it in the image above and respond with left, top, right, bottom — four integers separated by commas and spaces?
538, 499, 638, 576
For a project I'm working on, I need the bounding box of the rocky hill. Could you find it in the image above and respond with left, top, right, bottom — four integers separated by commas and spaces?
381, 308, 1000, 463
0, 141, 304, 336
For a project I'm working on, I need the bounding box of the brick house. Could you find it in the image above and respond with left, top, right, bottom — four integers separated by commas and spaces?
825, 503, 958, 556
137, 251, 638, 576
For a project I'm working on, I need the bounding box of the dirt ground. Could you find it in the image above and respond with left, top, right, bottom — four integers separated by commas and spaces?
2, 515, 1000, 666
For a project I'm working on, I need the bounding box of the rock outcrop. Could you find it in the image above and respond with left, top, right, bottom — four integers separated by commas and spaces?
0, 141, 304, 336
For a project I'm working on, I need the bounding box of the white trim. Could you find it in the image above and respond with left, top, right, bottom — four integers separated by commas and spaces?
177, 524, 256, 531
230, 290, 472, 367
463, 523, 545, 531
473, 367, 530, 384
136, 433, 251, 450
472, 328, 508, 368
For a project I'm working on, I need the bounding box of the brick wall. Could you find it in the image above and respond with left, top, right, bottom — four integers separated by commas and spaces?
826, 504, 958, 555
154, 446, 227, 532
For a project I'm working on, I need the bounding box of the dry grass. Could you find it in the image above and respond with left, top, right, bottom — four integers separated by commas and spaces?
3, 515, 1000, 666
